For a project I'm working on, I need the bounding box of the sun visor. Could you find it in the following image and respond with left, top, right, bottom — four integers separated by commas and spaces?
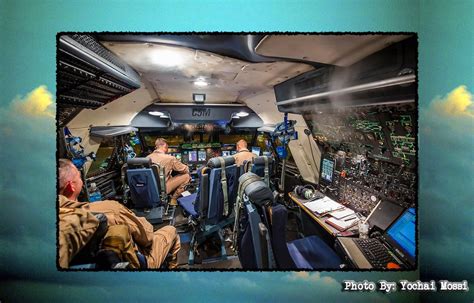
90, 126, 138, 138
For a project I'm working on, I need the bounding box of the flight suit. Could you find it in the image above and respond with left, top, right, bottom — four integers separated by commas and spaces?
233, 148, 256, 167
88, 200, 181, 268
58, 195, 100, 268
59, 195, 181, 269
147, 151, 191, 199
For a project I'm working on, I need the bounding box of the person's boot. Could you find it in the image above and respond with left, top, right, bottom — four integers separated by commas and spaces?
169, 198, 178, 206
168, 254, 178, 269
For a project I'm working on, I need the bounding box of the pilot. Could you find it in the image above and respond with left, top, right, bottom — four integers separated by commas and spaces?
147, 138, 191, 206
58, 158, 181, 269
233, 139, 256, 167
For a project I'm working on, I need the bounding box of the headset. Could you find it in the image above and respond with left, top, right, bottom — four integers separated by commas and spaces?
294, 184, 317, 200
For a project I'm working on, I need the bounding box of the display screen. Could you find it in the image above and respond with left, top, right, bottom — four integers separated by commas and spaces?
321, 158, 335, 183
188, 150, 197, 162
230, 151, 237, 155
251, 146, 261, 156
386, 207, 416, 258
198, 150, 207, 162
172, 153, 182, 161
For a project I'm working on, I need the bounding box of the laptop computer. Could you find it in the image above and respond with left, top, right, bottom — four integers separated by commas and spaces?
337, 207, 416, 269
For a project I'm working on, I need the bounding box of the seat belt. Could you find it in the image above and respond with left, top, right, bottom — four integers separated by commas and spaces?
231, 173, 263, 252
245, 161, 252, 174
219, 157, 229, 216
263, 156, 269, 186
158, 165, 166, 194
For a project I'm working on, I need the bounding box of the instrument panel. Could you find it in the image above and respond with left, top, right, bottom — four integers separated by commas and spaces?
304, 103, 417, 216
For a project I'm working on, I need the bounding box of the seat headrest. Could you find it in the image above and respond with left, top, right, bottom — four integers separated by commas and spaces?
207, 156, 235, 168
252, 156, 274, 165
239, 171, 260, 183
127, 157, 151, 168
240, 173, 274, 206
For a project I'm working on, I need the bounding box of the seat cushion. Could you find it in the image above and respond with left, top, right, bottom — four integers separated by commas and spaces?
287, 235, 341, 269
178, 193, 198, 217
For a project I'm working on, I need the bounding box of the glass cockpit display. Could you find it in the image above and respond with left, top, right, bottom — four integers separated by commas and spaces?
198, 150, 207, 162
251, 146, 261, 156
321, 158, 335, 183
188, 150, 198, 163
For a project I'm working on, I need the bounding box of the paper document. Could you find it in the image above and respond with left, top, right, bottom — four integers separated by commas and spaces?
181, 191, 191, 197
326, 216, 360, 231
330, 208, 355, 219
304, 196, 344, 215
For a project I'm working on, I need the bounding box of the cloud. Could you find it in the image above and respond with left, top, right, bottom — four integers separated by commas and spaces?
229, 277, 259, 289
177, 271, 190, 282
430, 85, 474, 118
11, 85, 55, 118
418, 85, 474, 283
285, 272, 339, 285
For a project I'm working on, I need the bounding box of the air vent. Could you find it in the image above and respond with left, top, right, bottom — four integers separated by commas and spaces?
274, 36, 417, 114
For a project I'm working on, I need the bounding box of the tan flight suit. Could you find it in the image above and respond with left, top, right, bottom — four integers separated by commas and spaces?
233, 148, 256, 167
88, 200, 181, 268
58, 195, 100, 268
59, 195, 181, 269
147, 150, 191, 199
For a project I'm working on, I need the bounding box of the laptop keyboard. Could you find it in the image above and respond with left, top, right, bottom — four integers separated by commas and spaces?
354, 238, 396, 269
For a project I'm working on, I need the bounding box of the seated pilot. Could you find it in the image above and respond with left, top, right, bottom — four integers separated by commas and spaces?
233, 139, 256, 167
147, 138, 191, 206
58, 158, 181, 269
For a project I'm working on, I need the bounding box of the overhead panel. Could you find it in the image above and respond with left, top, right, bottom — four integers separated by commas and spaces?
131, 104, 263, 129
273, 36, 417, 114
57, 35, 141, 126
255, 34, 412, 67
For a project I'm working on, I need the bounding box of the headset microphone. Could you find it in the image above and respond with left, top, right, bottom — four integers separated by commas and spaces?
294, 185, 315, 200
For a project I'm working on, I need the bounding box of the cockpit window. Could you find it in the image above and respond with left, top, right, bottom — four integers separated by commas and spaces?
86, 138, 116, 177
143, 134, 183, 148
218, 134, 253, 145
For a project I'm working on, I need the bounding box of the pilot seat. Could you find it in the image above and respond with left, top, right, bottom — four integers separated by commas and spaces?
236, 172, 342, 269
245, 156, 274, 186
121, 157, 168, 224
178, 156, 239, 265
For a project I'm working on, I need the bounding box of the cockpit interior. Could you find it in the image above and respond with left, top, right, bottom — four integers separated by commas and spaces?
57, 33, 417, 270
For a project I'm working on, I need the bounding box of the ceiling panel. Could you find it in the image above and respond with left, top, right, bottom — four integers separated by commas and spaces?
103, 41, 313, 104
256, 35, 411, 67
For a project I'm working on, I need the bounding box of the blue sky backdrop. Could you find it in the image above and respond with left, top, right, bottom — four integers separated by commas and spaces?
0, 1, 472, 302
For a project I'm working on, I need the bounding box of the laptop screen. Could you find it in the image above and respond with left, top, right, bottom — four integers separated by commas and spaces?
386, 208, 416, 259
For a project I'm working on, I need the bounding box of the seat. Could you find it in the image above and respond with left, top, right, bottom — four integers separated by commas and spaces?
238, 200, 277, 269
235, 172, 276, 269
121, 157, 166, 224
236, 174, 342, 269
248, 156, 274, 186
69, 213, 108, 267
178, 156, 239, 264
271, 204, 342, 269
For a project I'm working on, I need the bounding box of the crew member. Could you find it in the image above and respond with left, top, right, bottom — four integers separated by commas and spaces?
233, 139, 256, 167
58, 159, 180, 269
147, 138, 191, 206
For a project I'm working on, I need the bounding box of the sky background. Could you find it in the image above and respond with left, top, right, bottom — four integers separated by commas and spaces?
0, 0, 472, 302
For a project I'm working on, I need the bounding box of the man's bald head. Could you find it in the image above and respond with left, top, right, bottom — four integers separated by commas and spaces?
58, 158, 83, 201
236, 139, 248, 151
155, 138, 169, 153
